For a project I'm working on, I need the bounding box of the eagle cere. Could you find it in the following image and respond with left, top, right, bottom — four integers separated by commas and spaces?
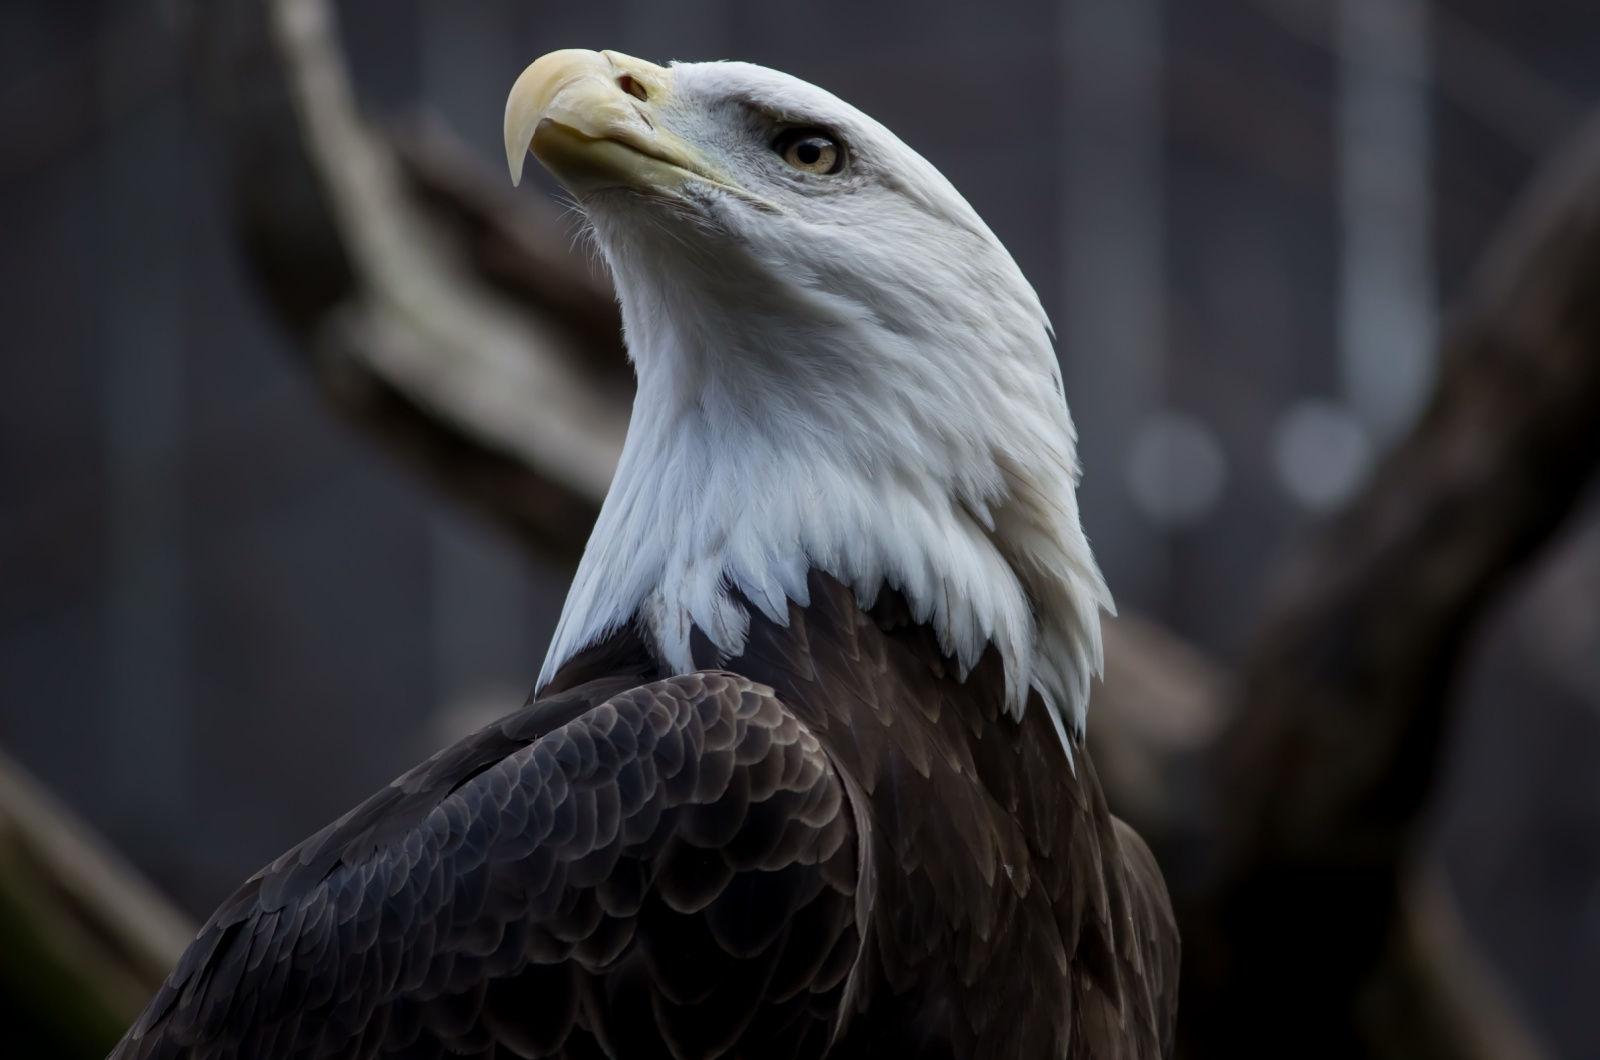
113, 50, 1178, 1059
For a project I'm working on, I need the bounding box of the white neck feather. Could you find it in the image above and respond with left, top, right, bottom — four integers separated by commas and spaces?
536, 189, 1113, 743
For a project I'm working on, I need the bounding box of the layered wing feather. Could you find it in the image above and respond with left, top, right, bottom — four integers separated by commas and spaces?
728, 574, 1179, 1059
115, 572, 1177, 1060
113, 673, 860, 1060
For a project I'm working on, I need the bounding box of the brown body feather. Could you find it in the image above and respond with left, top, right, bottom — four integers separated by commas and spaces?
113, 573, 1176, 1059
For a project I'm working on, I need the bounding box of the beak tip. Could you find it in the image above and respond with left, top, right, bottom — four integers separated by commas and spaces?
505, 49, 667, 193
504, 105, 530, 187
505, 56, 555, 189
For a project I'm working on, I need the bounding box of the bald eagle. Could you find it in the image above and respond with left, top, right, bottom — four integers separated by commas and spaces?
114, 51, 1178, 1059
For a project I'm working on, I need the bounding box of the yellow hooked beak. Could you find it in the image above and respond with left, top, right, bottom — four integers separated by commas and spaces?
504, 49, 751, 202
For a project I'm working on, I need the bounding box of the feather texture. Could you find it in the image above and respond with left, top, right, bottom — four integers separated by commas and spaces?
115, 573, 1175, 1059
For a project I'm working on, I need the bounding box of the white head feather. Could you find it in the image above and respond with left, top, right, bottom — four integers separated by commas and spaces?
517, 55, 1113, 742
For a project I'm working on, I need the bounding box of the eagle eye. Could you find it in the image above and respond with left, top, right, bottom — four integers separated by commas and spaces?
774, 128, 844, 175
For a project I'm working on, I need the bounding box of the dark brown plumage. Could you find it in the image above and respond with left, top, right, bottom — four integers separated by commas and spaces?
113, 573, 1176, 1059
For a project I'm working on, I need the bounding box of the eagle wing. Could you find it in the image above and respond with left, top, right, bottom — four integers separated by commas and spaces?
113, 672, 861, 1060
730, 574, 1180, 1058
1103, 817, 1180, 1059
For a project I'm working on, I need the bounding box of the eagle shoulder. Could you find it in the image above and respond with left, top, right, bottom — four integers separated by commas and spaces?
731, 572, 1180, 1059
113, 672, 861, 1060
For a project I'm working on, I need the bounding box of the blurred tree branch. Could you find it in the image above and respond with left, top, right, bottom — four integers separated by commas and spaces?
169, 0, 1600, 1057
189, 0, 629, 563
1182, 109, 1600, 1059
0, 748, 192, 1058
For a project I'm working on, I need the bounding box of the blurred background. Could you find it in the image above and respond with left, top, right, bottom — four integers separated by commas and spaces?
2, 0, 1599, 1056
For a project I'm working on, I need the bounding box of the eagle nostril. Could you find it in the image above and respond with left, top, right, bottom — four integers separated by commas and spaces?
618, 74, 649, 102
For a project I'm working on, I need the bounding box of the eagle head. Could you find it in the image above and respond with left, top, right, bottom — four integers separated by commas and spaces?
506, 50, 1111, 747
